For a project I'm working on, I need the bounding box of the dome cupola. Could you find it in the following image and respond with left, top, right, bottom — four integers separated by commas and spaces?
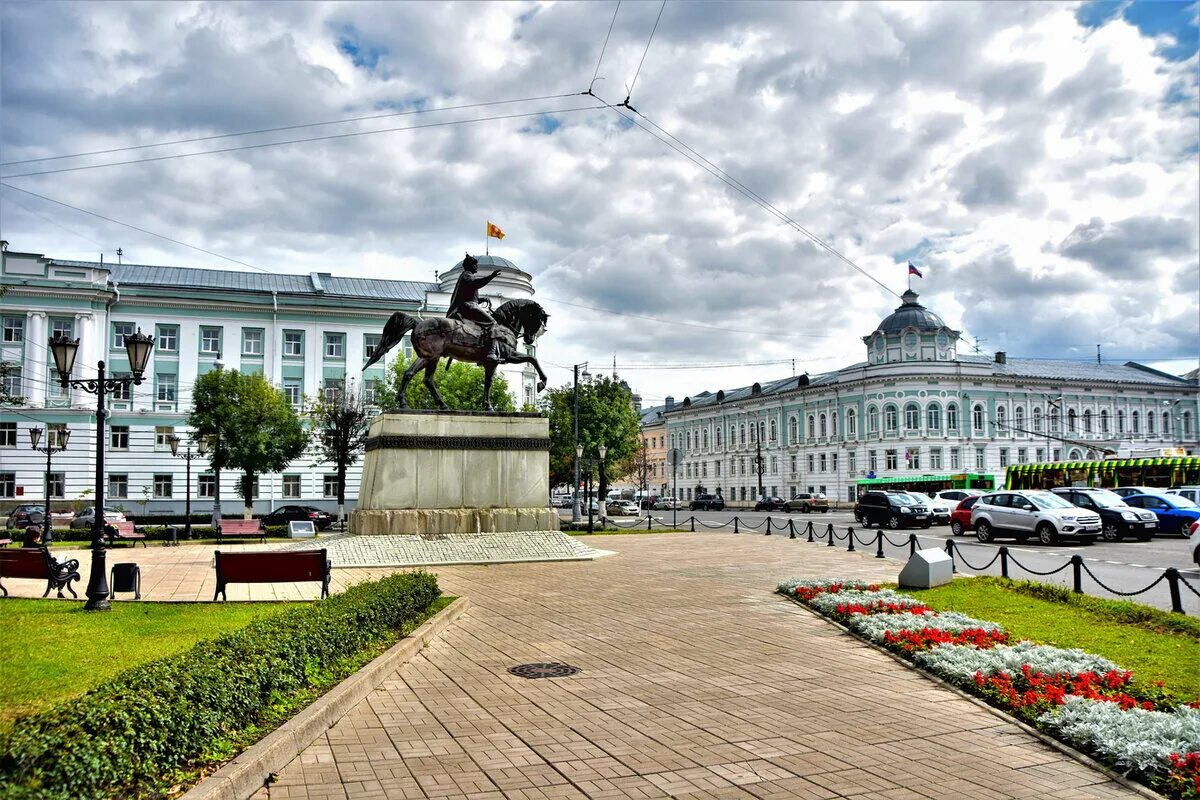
437, 254, 534, 299
862, 289, 959, 364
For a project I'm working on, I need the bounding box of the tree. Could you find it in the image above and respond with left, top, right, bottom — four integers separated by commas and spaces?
541, 376, 641, 501
376, 353, 515, 412
0, 361, 24, 406
624, 438, 653, 498
310, 380, 371, 528
189, 369, 307, 519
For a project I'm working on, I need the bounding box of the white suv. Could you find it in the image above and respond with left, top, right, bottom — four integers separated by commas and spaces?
971, 490, 1101, 545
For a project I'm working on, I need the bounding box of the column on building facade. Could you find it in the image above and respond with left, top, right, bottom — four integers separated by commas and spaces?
24, 311, 47, 406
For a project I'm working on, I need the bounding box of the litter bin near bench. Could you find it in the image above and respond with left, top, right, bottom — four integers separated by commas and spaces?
109, 563, 141, 600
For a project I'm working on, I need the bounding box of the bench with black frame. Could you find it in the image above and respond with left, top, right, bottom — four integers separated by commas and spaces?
106, 520, 147, 548
216, 519, 266, 544
213, 549, 331, 601
0, 547, 82, 598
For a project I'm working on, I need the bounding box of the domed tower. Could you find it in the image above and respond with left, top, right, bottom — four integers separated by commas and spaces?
862, 290, 960, 364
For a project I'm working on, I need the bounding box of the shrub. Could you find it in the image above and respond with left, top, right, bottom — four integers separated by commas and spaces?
0, 571, 439, 800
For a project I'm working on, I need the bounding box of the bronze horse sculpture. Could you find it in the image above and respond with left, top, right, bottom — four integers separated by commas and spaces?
363, 298, 549, 411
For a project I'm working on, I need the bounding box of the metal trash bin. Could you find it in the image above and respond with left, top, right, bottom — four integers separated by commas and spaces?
110, 562, 141, 600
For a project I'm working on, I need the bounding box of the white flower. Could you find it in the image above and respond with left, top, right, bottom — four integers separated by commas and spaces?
776, 577, 875, 594
915, 641, 1122, 685
1039, 698, 1200, 774
807, 588, 924, 615
849, 611, 1004, 643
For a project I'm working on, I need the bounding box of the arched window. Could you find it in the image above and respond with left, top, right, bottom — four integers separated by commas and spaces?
1050, 407, 1060, 433
1147, 412, 1155, 435
808, 415, 816, 439
904, 403, 920, 431
702, 429, 709, 449
1183, 412, 1192, 438
819, 414, 827, 437
750, 423, 757, 443
715, 427, 722, 448
730, 425, 736, 445
885, 405, 899, 433
686, 431, 692, 449
831, 411, 838, 436
1033, 407, 1042, 432
1132, 411, 1140, 434
1068, 447, 1083, 460
769, 420, 777, 441
1083, 410, 1092, 433
972, 404, 985, 433
947, 403, 959, 430
739, 424, 746, 445
788, 417, 797, 444
927, 403, 942, 431
996, 406, 1007, 433
758, 421, 765, 442
1118, 410, 1125, 433
1068, 409, 1077, 432
868, 406, 879, 434
1100, 409, 1109, 434
1163, 411, 1171, 437
1014, 407, 1024, 430
847, 408, 858, 437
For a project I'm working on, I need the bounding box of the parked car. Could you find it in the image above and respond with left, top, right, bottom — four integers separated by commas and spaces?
1050, 487, 1158, 542
6, 504, 45, 530
69, 506, 127, 529
753, 496, 787, 512
1166, 486, 1200, 505
653, 496, 683, 510
261, 505, 335, 531
854, 491, 931, 530
971, 490, 1099, 545
783, 492, 829, 513
690, 494, 725, 511
1189, 519, 1200, 568
907, 492, 953, 525
549, 494, 573, 508
1112, 486, 1172, 498
1122, 493, 1200, 537
606, 500, 640, 516
949, 496, 981, 536
935, 489, 984, 504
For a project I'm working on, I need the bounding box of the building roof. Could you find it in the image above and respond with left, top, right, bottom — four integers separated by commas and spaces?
873, 290, 950, 334
959, 356, 1192, 386
640, 404, 667, 426
54, 260, 436, 301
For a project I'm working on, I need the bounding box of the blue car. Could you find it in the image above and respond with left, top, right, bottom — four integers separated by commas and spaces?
1123, 493, 1200, 537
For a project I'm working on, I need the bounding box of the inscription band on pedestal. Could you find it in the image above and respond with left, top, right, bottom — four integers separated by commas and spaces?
365, 434, 551, 452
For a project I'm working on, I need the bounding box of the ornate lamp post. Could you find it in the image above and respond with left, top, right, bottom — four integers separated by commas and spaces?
753, 440, 766, 505
571, 362, 588, 523
49, 329, 154, 611
28, 426, 70, 545
580, 444, 607, 534
168, 434, 209, 545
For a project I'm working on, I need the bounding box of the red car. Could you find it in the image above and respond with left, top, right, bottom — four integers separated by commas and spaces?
950, 496, 981, 537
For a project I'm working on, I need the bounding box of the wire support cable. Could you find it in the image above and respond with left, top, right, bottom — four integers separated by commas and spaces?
589, 1, 622, 92
1080, 561, 1167, 598
624, 0, 666, 103
951, 545, 1002, 572
1006, 553, 1073, 577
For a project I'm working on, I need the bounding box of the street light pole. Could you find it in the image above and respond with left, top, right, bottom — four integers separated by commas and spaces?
29, 426, 70, 545
754, 440, 765, 503
571, 362, 587, 523
49, 329, 154, 611
169, 435, 209, 544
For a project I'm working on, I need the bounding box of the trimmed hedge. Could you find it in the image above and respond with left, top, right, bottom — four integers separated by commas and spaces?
2, 525, 294, 542
0, 571, 440, 800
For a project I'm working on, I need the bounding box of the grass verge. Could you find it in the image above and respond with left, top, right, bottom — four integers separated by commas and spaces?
906, 576, 1200, 699
0, 601, 290, 727
567, 528, 693, 536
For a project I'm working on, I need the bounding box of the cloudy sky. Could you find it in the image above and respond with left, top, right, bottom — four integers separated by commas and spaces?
1, 0, 1197, 404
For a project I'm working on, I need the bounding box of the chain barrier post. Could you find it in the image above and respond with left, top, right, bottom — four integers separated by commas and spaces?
1165, 567, 1183, 614
944, 539, 955, 573
825, 523, 835, 547
909, 534, 918, 557
733, 516, 739, 534
765, 517, 772, 536
999, 546, 1009, 579
875, 531, 884, 559
1071, 555, 1083, 593
788, 519, 796, 539
690, 516, 696, 532
806, 521, 815, 543
647, 514, 653, 531
846, 526, 855, 552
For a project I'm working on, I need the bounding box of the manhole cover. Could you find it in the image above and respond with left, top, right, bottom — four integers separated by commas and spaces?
508, 662, 580, 679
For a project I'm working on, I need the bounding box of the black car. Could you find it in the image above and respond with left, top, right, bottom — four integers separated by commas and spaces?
261, 505, 335, 531
1051, 488, 1158, 542
754, 496, 786, 512
854, 491, 931, 529
6, 504, 45, 530
690, 494, 725, 511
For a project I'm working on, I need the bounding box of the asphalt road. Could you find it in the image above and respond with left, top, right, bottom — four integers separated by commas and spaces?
563, 507, 1200, 614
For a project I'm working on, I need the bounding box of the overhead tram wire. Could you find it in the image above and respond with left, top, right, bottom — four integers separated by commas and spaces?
0, 92, 584, 168
0, 104, 606, 180
590, 1, 622, 93
623, 0, 666, 104
540, 295, 840, 339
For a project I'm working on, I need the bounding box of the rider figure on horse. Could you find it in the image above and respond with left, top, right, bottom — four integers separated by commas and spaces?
446, 253, 504, 361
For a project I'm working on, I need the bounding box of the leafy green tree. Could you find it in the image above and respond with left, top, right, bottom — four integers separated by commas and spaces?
541, 376, 641, 500
189, 369, 307, 519
310, 380, 371, 527
376, 354, 515, 412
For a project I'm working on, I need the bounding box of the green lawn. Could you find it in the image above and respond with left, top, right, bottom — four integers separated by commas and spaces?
0, 600, 291, 725
907, 577, 1200, 699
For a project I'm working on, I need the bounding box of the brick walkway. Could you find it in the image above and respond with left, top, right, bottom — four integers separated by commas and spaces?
252, 533, 1138, 800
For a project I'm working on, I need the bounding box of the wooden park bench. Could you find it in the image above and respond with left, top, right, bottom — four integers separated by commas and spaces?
216, 518, 266, 544
213, 549, 331, 601
0, 547, 82, 598
106, 520, 147, 548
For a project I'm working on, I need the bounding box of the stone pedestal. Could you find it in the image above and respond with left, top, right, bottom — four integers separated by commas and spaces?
351, 410, 557, 535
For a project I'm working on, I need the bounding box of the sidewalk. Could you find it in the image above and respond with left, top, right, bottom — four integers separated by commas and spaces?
257, 532, 1138, 800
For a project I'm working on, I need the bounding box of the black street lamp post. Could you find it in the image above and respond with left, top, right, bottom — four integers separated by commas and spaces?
577, 443, 607, 534
168, 435, 209, 545
49, 329, 154, 611
571, 362, 588, 523
28, 426, 70, 545
753, 440, 766, 504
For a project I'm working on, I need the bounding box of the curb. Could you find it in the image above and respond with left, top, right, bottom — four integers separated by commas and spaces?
182, 596, 471, 800
778, 594, 1167, 800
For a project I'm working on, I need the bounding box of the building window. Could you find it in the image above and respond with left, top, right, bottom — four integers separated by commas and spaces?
157, 324, 178, 352
972, 404, 985, 433
155, 426, 175, 449
320, 474, 338, 498
1182, 412, 1192, 438
848, 451, 857, 472
2, 366, 22, 399
1163, 411, 1171, 437
930, 448, 942, 469
976, 447, 986, 470
1068, 408, 1077, 432
363, 333, 382, 361
819, 414, 827, 438
885, 449, 898, 470
200, 326, 222, 354
758, 421, 765, 443
282, 474, 301, 499
1147, 412, 1155, 435
1050, 407, 1061, 433
0, 472, 14, 498
0, 422, 15, 447
363, 378, 380, 405
789, 455, 797, 473
807, 454, 815, 472
703, 429, 709, 449
847, 409, 857, 437
996, 406, 1007, 434
323, 378, 343, 403
198, 474, 215, 498
2, 316, 24, 343
818, 454, 826, 472
999, 448, 1009, 468
950, 447, 960, 469
884, 405, 898, 434
947, 403, 959, 430
926, 404, 941, 431
808, 415, 815, 439
1014, 407, 1025, 431
50, 318, 74, 339
1036, 448, 1045, 462
324, 332, 345, 359
157, 374, 177, 404
1083, 410, 1093, 434
904, 403, 920, 431
738, 424, 745, 445
715, 428, 722, 448
283, 330, 304, 357
1033, 407, 1042, 432
906, 448, 920, 469
867, 406, 879, 434
111, 321, 136, 350
154, 474, 173, 498
108, 474, 128, 499
48, 472, 65, 498
1132, 410, 1140, 434
769, 420, 777, 441
110, 425, 129, 450
111, 373, 132, 402
769, 456, 777, 474
243, 328, 264, 356
869, 450, 878, 472
1017, 448, 1027, 464
284, 379, 303, 407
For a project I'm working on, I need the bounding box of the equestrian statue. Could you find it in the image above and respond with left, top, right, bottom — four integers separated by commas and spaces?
363, 253, 549, 411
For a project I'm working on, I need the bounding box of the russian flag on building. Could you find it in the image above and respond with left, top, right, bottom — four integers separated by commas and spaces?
907, 261, 923, 278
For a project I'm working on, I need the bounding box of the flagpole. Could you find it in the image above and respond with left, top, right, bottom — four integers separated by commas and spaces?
485, 223, 489, 256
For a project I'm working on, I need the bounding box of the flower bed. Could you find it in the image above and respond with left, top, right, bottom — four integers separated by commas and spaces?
778, 578, 1200, 798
